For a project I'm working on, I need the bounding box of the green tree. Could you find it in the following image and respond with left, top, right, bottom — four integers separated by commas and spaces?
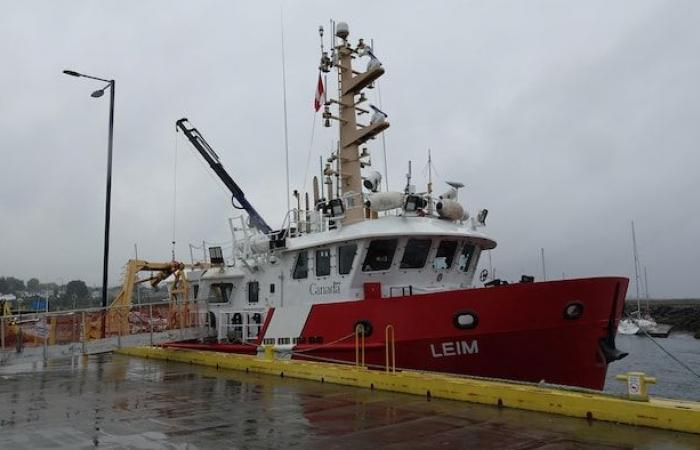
27, 278, 40, 292
64, 280, 89, 301
0, 277, 25, 294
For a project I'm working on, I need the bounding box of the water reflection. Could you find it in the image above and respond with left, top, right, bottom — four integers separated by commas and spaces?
0, 352, 698, 449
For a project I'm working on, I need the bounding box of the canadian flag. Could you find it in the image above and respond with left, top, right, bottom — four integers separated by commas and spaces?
314, 73, 325, 112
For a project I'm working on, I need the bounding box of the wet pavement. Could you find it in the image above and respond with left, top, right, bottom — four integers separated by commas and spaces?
1, 354, 699, 449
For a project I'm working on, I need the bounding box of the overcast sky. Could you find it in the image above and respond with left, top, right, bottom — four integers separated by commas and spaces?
1, 1, 699, 298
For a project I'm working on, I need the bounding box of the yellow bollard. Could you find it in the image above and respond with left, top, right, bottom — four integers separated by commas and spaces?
263, 345, 275, 361
615, 371, 657, 401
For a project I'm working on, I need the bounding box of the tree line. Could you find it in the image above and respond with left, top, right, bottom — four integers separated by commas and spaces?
1, 276, 97, 311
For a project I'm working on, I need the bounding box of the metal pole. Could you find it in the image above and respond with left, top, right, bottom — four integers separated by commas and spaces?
101, 80, 115, 338
631, 221, 641, 317
149, 304, 154, 346
81, 312, 87, 354
135, 243, 141, 306
540, 248, 547, 281
1, 317, 5, 354
280, 8, 291, 213
644, 265, 650, 315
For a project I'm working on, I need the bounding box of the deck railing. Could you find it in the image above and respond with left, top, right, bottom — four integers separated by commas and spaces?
0, 300, 211, 364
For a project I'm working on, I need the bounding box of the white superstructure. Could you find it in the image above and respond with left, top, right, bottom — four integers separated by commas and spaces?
167, 21, 496, 346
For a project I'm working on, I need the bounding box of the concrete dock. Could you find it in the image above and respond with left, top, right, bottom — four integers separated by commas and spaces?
1, 353, 699, 449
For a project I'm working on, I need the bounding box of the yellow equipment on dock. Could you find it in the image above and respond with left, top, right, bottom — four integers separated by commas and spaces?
117, 345, 700, 435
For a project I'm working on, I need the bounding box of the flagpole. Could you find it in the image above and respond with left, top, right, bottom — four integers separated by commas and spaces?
280, 8, 291, 215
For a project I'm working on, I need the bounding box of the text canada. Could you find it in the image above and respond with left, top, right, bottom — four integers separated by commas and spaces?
309, 281, 341, 296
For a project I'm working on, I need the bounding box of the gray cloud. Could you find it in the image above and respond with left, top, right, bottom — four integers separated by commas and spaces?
1, 0, 698, 297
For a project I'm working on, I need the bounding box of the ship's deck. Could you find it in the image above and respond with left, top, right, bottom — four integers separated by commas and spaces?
1, 354, 698, 449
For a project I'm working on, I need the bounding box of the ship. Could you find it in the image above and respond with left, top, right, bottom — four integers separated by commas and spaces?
164, 21, 629, 390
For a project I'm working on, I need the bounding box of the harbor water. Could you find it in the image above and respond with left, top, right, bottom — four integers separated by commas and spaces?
604, 333, 700, 401
0, 334, 698, 449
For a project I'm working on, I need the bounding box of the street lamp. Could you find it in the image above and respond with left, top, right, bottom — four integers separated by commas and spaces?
62, 70, 115, 315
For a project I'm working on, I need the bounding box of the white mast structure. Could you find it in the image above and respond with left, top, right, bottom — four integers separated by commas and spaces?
320, 22, 390, 225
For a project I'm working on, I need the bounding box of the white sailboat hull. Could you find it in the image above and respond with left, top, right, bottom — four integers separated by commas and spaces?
618, 319, 640, 335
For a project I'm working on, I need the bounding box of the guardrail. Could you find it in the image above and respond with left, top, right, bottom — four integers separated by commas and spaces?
0, 300, 212, 365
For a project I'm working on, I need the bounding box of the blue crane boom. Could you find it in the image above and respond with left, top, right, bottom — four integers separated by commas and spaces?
175, 118, 273, 235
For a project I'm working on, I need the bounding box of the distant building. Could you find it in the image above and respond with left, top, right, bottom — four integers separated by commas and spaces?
0, 293, 17, 303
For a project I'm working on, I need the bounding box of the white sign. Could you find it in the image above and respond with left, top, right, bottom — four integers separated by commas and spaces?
628, 375, 641, 395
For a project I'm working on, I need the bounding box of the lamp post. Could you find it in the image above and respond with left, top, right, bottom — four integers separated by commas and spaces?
62, 70, 115, 320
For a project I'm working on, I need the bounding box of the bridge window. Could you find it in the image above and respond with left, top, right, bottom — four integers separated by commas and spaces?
338, 243, 357, 275
433, 240, 458, 270
208, 283, 233, 304
248, 281, 259, 303
400, 239, 432, 269
316, 249, 331, 277
458, 244, 476, 272
293, 251, 308, 279
362, 239, 398, 272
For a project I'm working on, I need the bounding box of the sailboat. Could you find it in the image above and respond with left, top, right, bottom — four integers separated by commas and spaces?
618, 221, 657, 335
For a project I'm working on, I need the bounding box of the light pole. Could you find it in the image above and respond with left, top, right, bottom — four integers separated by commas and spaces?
62, 70, 115, 317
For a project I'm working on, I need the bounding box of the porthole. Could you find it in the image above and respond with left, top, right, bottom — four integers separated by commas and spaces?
563, 302, 584, 320
453, 311, 478, 330
353, 319, 373, 337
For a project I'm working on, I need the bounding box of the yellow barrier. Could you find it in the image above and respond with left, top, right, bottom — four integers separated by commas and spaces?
116, 346, 700, 435
354, 324, 365, 369
384, 325, 395, 373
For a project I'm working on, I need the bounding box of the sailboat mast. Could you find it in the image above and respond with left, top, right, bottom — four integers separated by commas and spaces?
631, 220, 641, 317
644, 265, 650, 314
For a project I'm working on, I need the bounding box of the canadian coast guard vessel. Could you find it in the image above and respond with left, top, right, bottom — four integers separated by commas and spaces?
166, 21, 629, 390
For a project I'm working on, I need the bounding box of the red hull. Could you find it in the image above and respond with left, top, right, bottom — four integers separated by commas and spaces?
168, 277, 628, 390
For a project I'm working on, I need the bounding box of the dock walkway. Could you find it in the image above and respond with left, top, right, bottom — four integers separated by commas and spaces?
118, 345, 700, 435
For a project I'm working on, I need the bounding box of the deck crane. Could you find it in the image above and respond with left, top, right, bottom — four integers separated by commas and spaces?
175, 118, 273, 235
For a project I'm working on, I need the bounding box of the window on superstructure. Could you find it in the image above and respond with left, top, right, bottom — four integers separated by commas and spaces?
315, 249, 331, 277
208, 283, 233, 304
362, 239, 398, 272
338, 243, 357, 275
433, 240, 458, 270
292, 251, 308, 279
248, 281, 259, 303
457, 244, 476, 272
400, 239, 432, 269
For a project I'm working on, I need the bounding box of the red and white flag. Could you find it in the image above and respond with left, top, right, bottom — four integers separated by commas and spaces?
314, 73, 325, 112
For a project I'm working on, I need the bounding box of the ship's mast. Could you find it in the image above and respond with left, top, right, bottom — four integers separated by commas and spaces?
427, 149, 433, 215
321, 22, 390, 225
